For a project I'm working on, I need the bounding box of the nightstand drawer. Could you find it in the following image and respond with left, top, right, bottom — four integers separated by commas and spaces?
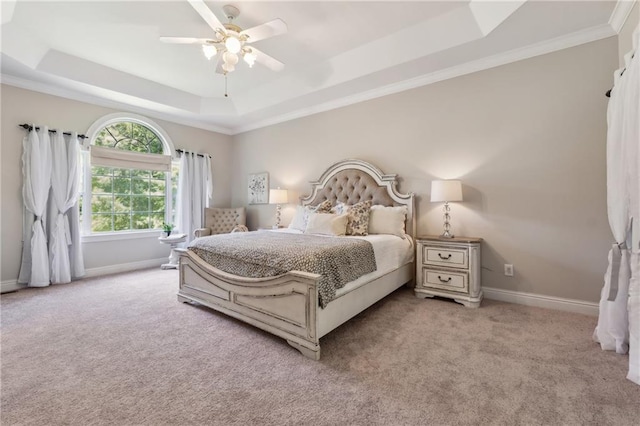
423, 247, 468, 269
422, 269, 468, 293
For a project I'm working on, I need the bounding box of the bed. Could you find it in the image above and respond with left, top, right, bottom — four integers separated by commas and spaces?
177, 159, 415, 359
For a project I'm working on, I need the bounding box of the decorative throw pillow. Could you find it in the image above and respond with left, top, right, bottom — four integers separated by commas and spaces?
344, 200, 372, 236
288, 200, 333, 231
314, 199, 333, 213
368, 205, 407, 238
304, 213, 348, 236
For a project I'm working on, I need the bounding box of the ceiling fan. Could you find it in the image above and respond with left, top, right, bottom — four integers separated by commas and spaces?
160, 0, 287, 75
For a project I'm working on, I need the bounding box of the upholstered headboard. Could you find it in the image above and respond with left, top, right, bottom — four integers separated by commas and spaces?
301, 159, 415, 239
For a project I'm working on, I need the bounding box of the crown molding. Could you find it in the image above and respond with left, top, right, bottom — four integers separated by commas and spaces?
609, 0, 637, 33
233, 24, 616, 135
0, 73, 234, 135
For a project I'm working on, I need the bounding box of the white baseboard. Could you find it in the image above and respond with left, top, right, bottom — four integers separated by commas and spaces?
1, 279, 25, 294
483, 287, 599, 316
1, 258, 166, 294
82, 258, 166, 278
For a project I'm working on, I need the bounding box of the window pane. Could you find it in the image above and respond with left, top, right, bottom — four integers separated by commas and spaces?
132, 178, 149, 194
131, 196, 149, 212
92, 176, 112, 193
150, 196, 165, 212
92, 214, 112, 232
151, 170, 164, 179
113, 168, 130, 178
150, 213, 165, 230
113, 177, 131, 195
92, 166, 112, 176
94, 122, 164, 154
92, 195, 112, 213
114, 195, 131, 213
132, 213, 150, 230
113, 214, 130, 231
149, 139, 163, 154
131, 169, 151, 179
149, 179, 165, 195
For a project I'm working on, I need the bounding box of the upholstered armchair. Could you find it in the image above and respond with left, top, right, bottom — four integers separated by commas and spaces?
193, 207, 248, 238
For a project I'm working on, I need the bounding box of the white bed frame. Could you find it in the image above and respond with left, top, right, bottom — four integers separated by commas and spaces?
177, 159, 415, 360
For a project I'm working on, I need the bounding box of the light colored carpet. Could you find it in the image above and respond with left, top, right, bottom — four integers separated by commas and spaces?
1, 268, 639, 425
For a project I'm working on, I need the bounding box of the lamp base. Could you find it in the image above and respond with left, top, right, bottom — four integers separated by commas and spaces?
440, 201, 455, 238
274, 204, 282, 228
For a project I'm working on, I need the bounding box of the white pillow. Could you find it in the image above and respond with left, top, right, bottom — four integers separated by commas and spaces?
288, 206, 307, 231
368, 205, 407, 238
304, 213, 348, 236
288, 201, 333, 231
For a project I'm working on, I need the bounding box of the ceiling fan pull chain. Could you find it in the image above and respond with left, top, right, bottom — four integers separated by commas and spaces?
225, 73, 228, 97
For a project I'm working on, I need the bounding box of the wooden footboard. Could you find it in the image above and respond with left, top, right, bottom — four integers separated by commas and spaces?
177, 249, 322, 360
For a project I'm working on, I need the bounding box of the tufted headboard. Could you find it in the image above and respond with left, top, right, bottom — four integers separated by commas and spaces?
301, 159, 415, 239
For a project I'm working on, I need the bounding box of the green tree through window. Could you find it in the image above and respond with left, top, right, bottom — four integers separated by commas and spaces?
86, 121, 173, 233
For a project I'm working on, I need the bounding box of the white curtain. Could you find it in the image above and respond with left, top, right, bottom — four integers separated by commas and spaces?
175, 152, 212, 244
47, 132, 85, 283
18, 127, 52, 286
18, 127, 85, 287
594, 25, 639, 386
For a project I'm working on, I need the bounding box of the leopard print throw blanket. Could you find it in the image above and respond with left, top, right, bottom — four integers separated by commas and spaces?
188, 231, 377, 308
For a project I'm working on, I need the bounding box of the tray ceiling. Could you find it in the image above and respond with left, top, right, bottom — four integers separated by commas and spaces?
0, 1, 628, 134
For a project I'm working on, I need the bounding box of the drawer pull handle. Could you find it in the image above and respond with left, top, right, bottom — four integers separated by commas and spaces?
438, 253, 452, 260
438, 275, 452, 283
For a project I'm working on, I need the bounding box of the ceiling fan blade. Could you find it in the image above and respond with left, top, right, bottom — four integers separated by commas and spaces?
241, 19, 287, 43
251, 47, 285, 72
187, 0, 225, 34
160, 37, 210, 44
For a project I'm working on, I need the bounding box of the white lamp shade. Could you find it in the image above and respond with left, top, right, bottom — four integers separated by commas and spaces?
269, 188, 288, 204
430, 180, 463, 202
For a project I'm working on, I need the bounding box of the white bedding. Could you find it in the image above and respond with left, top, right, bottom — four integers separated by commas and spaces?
265, 228, 414, 298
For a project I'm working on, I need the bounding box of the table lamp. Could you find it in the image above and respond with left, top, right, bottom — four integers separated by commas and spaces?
269, 188, 288, 228
430, 180, 463, 238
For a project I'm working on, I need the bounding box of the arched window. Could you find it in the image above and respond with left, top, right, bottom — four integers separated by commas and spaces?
82, 114, 177, 235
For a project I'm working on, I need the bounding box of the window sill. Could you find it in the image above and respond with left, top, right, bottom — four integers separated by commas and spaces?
81, 230, 164, 243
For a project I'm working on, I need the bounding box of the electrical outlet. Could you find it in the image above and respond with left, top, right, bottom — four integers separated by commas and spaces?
504, 264, 514, 276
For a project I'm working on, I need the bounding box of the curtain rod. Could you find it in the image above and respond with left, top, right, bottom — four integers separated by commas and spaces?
606, 53, 634, 98
176, 149, 205, 158
19, 124, 87, 139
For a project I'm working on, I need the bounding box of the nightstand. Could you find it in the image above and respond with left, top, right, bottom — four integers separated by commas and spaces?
414, 235, 483, 308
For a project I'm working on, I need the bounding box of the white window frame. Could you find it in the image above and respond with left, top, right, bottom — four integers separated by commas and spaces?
81, 113, 177, 242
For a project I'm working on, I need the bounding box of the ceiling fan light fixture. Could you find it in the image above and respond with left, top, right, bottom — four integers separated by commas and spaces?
223, 51, 239, 66
224, 36, 242, 54
162, 1, 286, 80
202, 44, 217, 60
243, 51, 257, 67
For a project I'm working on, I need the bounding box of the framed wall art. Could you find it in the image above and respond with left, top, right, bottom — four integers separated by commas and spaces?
248, 172, 269, 204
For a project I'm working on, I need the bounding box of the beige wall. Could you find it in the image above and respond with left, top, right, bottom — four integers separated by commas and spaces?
231, 37, 618, 303
618, 2, 638, 66
0, 35, 622, 303
0, 85, 233, 283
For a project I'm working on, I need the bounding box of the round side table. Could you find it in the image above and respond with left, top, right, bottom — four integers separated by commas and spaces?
158, 233, 187, 270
